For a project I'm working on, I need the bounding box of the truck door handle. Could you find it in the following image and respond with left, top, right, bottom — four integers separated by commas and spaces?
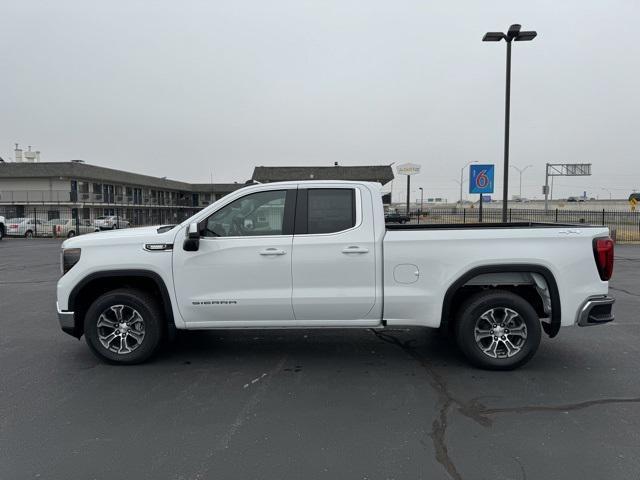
259, 248, 286, 256
342, 246, 369, 254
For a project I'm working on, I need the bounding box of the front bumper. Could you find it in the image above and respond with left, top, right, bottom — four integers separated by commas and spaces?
577, 296, 615, 326
56, 301, 77, 336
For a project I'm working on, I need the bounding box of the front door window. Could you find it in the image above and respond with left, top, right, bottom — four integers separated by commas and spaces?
204, 190, 287, 237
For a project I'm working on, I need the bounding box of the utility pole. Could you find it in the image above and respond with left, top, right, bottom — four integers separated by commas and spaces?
406, 175, 411, 214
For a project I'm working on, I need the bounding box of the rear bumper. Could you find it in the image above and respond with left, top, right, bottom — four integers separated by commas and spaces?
577, 296, 615, 326
56, 301, 77, 336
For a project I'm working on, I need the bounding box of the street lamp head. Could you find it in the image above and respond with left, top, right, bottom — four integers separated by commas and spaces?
515, 31, 537, 41
482, 32, 505, 42
484, 25, 536, 43
507, 24, 521, 40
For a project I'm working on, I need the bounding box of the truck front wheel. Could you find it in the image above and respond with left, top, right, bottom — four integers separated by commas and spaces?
455, 290, 541, 370
84, 289, 163, 364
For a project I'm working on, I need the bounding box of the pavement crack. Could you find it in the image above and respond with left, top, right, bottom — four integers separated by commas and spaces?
370, 330, 464, 480
474, 396, 640, 416
370, 329, 640, 480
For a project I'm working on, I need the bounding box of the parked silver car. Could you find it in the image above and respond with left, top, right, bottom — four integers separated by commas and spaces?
5, 218, 43, 237
94, 216, 130, 230
42, 218, 100, 238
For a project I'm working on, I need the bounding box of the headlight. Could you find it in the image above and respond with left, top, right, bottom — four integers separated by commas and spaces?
62, 248, 81, 275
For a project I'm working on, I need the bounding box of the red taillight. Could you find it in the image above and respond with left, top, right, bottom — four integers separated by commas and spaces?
593, 237, 614, 281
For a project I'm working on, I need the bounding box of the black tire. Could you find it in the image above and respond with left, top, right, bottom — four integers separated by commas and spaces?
112, 225, 117, 230
84, 288, 163, 364
454, 290, 541, 370
67, 231, 76, 238
24, 230, 33, 238
0, 225, 4, 240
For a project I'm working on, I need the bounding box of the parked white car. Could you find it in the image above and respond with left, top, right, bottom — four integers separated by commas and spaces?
94, 216, 130, 230
56, 181, 615, 369
42, 219, 100, 238
6, 218, 43, 237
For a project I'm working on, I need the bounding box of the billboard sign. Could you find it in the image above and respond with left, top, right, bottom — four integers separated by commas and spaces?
396, 163, 421, 176
469, 164, 495, 194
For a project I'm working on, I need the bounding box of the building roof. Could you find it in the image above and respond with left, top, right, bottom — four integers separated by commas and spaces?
0, 161, 196, 191
0, 161, 248, 193
251, 165, 394, 185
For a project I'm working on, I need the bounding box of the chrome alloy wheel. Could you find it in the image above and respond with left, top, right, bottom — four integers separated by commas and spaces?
97, 305, 146, 355
474, 307, 527, 359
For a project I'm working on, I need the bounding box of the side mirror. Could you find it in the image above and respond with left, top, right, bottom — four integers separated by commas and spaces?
183, 222, 200, 251
188, 222, 200, 238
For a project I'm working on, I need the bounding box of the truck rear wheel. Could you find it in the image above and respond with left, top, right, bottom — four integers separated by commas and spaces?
455, 290, 541, 370
84, 289, 163, 364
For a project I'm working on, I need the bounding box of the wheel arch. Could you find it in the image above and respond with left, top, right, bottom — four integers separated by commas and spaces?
68, 269, 175, 338
440, 264, 561, 338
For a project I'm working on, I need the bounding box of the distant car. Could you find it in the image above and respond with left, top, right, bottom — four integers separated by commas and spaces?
0, 215, 4, 240
94, 216, 130, 230
42, 218, 100, 238
385, 213, 410, 224
567, 196, 586, 202
5, 218, 43, 237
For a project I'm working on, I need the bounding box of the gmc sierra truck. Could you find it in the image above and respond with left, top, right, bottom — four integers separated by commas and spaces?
56, 181, 615, 369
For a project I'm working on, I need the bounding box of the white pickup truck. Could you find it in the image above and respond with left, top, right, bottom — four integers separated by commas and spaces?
56, 181, 615, 369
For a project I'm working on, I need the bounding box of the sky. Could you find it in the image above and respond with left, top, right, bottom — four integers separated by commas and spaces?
1, 0, 638, 202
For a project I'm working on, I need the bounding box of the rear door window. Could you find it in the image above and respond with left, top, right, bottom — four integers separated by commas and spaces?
302, 189, 356, 234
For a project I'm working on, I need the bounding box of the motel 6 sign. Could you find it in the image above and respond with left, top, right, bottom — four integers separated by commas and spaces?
469, 164, 495, 194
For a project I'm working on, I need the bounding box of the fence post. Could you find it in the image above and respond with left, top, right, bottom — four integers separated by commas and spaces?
555, 209, 558, 223
33, 207, 37, 236
602, 209, 605, 226
463, 209, 466, 223
117, 208, 120, 229
509, 209, 512, 223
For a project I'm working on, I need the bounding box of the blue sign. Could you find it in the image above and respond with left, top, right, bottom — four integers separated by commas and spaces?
481, 195, 492, 202
469, 164, 495, 194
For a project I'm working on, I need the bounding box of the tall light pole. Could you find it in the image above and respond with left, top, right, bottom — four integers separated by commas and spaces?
418, 187, 424, 213
483, 24, 537, 222
510, 164, 533, 199
459, 160, 478, 207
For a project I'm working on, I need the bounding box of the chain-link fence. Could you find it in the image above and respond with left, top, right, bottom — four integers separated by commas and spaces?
3, 205, 639, 243
0, 206, 201, 238
395, 208, 640, 243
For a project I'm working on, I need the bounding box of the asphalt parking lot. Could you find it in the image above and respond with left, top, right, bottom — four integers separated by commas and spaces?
1, 239, 639, 480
